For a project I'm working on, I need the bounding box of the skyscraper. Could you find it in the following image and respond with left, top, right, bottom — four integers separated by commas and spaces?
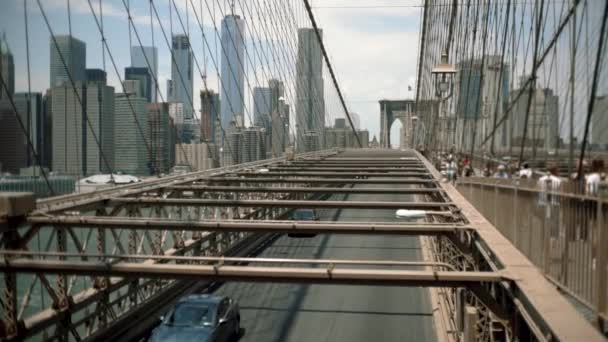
200, 90, 220, 143
591, 96, 608, 149
114, 84, 149, 175
0, 32, 14, 101
295, 28, 325, 152
253, 87, 271, 127
0, 34, 23, 173
511, 85, 559, 151
148, 102, 173, 173
220, 14, 245, 131
269, 79, 286, 157
50, 86, 76, 176
14, 93, 44, 168
131, 46, 158, 102
50, 35, 86, 87
242, 127, 265, 162
125, 67, 152, 102
86, 73, 115, 175
168, 35, 193, 120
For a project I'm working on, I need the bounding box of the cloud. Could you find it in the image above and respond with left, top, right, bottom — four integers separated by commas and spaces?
312, 4, 421, 138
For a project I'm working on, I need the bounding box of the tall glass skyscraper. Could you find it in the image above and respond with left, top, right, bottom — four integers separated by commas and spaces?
50, 35, 86, 87
295, 28, 325, 152
168, 35, 193, 120
0, 32, 14, 101
131, 46, 158, 102
220, 14, 245, 132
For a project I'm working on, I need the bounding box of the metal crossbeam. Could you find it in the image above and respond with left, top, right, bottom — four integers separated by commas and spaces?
1, 258, 505, 287
270, 167, 429, 172
203, 178, 435, 184
167, 185, 442, 194
224, 171, 431, 178
108, 198, 454, 210
0, 251, 458, 270
27, 217, 469, 235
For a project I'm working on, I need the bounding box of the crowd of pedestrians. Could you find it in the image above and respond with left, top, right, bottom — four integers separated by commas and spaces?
436, 152, 606, 198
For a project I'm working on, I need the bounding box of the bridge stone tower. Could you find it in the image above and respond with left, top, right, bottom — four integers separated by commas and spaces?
379, 99, 415, 148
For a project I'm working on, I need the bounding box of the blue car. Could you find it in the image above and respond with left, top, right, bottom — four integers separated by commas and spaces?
287, 208, 319, 238
149, 294, 240, 342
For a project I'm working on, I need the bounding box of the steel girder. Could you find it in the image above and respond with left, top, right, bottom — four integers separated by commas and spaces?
202, 178, 435, 184
27, 217, 472, 235
224, 171, 432, 178
167, 185, 442, 194
0, 259, 505, 287
107, 198, 454, 210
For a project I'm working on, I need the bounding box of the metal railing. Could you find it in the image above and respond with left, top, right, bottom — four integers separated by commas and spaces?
456, 177, 608, 328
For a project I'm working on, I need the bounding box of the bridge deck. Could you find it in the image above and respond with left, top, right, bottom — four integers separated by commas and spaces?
211, 181, 437, 342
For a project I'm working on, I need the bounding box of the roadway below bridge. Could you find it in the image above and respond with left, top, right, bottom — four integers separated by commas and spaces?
210, 180, 438, 342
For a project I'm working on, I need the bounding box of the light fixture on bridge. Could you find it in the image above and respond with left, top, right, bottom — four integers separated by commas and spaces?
431, 53, 456, 98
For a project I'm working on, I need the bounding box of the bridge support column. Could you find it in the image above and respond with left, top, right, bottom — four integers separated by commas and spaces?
0, 192, 35, 340
463, 305, 478, 342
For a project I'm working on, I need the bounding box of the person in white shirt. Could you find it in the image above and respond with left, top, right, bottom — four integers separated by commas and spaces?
538, 166, 562, 239
519, 162, 533, 179
585, 159, 604, 196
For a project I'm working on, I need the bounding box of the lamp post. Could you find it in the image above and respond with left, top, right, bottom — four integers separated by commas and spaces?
430, 53, 456, 160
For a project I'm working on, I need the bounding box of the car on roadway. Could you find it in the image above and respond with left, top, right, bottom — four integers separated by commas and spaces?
148, 294, 240, 342
287, 208, 319, 238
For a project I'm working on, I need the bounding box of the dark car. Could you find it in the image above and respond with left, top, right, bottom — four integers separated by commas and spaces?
148, 294, 240, 342
287, 208, 319, 238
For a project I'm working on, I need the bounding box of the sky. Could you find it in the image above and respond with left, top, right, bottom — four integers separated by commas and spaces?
0, 0, 422, 143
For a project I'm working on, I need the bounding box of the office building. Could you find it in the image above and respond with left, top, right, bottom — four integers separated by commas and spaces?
86, 74, 115, 175
14, 93, 44, 168
86, 69, 107, 83
42, 90, 53, 169
148, 103, 174, 173
296, 28, 325, 152
269, 79, 287, 157
220, 15, 245, 131
511, 83, 559, 151
334, 118, 346, 129
168, 35, 193, 120
114, 88, 149, 175
242, 127, 266, 163
253, 87, 271, 127
350, 112, 360, 130
591, 95, 608, 150
455, 56, 510, 151
0, 101, 26, 173
200, 90, 220, 142
50, 35, 86, 87
223, 123, 243, 166
131, 46, 158, 102
51, 80, 115, 176
0, 32, 14, 101
125, 67, 152, 102
325, 127, 370, 150
175, 142, 216, 171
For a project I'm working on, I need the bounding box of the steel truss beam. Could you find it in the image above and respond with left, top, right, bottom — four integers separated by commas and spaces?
27, 217, 471, 235
0, 251, 458, 271
203, 178, 435, 184
0, 259, 505, 287
269, 167, 429, 172
224, 171, 431, 178
167, 185, 442, 194
287, 161, 423, 168
108, 198, 454, 210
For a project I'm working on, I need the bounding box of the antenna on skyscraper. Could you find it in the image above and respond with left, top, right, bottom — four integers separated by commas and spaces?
231, 1, 235, 15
